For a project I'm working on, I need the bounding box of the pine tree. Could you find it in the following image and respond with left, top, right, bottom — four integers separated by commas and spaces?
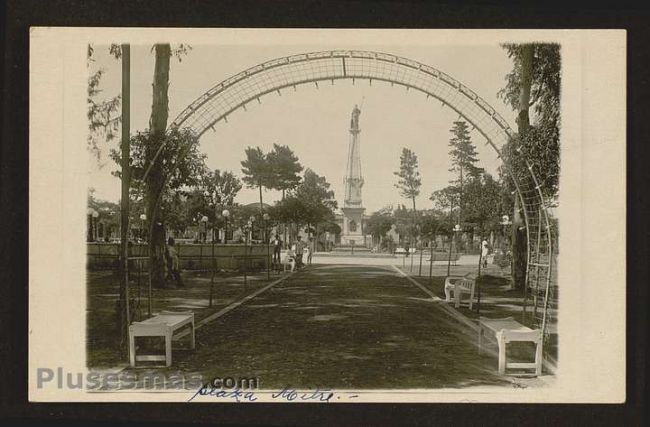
241, 147, 271, 213
394, 148, 422, 246
447, 120, 483, 224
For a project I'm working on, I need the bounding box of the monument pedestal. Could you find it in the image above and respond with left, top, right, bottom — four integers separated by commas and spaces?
340, 206, 366, 247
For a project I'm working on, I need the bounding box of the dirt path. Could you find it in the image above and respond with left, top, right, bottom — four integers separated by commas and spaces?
169, 264, 507, 389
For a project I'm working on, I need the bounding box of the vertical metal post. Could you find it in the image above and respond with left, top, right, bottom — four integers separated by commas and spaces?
418, 243, 423, 276
447, 234, 453, 277
210, 221, 215, 307
119, 44, 131, 350
428, 240, 434, 285
266, 221, 270, 280
244, 233, 248, 286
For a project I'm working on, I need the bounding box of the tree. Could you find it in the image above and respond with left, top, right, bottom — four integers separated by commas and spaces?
497, 43, 560, 289
430, 186, 459, 213
87, 45, 121, 162
365, 207, 395, 244
447, 120, 483, 224
394, 148, 422, 212
111, 127, 207, 285
394, 148, 422, 247
241, 147, 272, 213
293, 168, 337, 237
461, 173, 505, 241
270, 196, 311, 241
209, 169, 242, 207
499, 43, 561, 198
268, 144, 303, 199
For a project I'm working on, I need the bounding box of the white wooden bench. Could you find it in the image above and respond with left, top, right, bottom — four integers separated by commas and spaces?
478, 316, 543, 375
444, 275, 476, 309
129, 311, 195, 367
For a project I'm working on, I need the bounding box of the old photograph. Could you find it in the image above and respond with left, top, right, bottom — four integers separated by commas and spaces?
28, 28, 626, 403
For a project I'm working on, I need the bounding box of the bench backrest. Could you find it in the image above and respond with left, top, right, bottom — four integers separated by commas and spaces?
457, 278, 475, 291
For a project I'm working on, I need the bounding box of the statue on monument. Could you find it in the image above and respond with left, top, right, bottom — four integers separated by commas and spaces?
350, 104, 361, 129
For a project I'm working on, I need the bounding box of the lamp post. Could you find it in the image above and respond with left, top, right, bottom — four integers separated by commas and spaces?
92, 210, 99, 242
222, 209, 230, 244
263, 213, 270, 280
244, 216, 255, 286
139, 213, 146, 242
447, 224, 461, 276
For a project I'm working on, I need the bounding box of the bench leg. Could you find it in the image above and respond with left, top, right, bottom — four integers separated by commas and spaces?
444, 286, 452, 302
165, 331, 173, 367
497, 332, 506, 374
129, 331, 136, 367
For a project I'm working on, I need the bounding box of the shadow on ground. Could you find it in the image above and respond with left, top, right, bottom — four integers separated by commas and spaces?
157, 264, 510, 389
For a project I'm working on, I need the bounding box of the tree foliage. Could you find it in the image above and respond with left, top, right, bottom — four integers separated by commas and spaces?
393, 148, 422, 207
365, 206, 395, 240
293, 168, 337, 227
498, 43, 561, 198
448, 120, 484, 181
241, 146, 273, 209
267, 144, 303, 196
111, 128, 207, 191
87, 44, 121, 162
206, 169, 243, 207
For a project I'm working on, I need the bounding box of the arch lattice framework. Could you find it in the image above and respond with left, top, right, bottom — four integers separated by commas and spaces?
170, 50, 556, 340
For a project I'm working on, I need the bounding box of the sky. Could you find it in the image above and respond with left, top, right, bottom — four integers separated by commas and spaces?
88, 43, 515, 213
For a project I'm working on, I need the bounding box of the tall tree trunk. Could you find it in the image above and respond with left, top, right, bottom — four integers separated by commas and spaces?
512, 44, 534, 290
147, 44, 171, 288
411, 196, 417, 247
118, 44, 130, 349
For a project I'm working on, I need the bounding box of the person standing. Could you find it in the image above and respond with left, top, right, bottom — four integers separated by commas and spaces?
295, 235, 305, 269
166, 237, 184, 288
272, 234, 282, 265
481, 238, 489, 269
307, 237, 314, 265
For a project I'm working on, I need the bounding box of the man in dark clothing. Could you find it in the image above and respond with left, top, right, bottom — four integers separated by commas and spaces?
295, 235, 306, 269
272, 234, 282, 265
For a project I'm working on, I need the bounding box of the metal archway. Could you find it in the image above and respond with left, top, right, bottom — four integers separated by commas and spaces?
170, 50, 555, 339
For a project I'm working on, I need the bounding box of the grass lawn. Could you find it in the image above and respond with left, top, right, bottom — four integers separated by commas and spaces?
398, 266, 558, 365
86, 268, 282, 367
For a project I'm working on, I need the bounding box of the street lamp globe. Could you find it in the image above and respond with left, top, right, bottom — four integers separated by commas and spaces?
453, 224, 461, 232
221, 209, 230, 218
140, 213, 147, 221
201, 215, 208, 223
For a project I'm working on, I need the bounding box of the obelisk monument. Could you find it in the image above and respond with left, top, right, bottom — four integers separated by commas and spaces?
341, 104, 366, 246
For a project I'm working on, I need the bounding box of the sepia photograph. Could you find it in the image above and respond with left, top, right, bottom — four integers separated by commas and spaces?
27, 28, 626, 403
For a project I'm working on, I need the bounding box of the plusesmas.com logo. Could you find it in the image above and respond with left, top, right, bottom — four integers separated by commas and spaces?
36, 367, 260, 391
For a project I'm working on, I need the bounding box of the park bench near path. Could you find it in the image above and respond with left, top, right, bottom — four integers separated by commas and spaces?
444, 274, 477, 309
478, 316, 543, 376
129, 311, 195, 367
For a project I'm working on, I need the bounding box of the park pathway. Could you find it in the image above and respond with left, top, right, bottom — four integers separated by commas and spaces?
174, 264, 507, 389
